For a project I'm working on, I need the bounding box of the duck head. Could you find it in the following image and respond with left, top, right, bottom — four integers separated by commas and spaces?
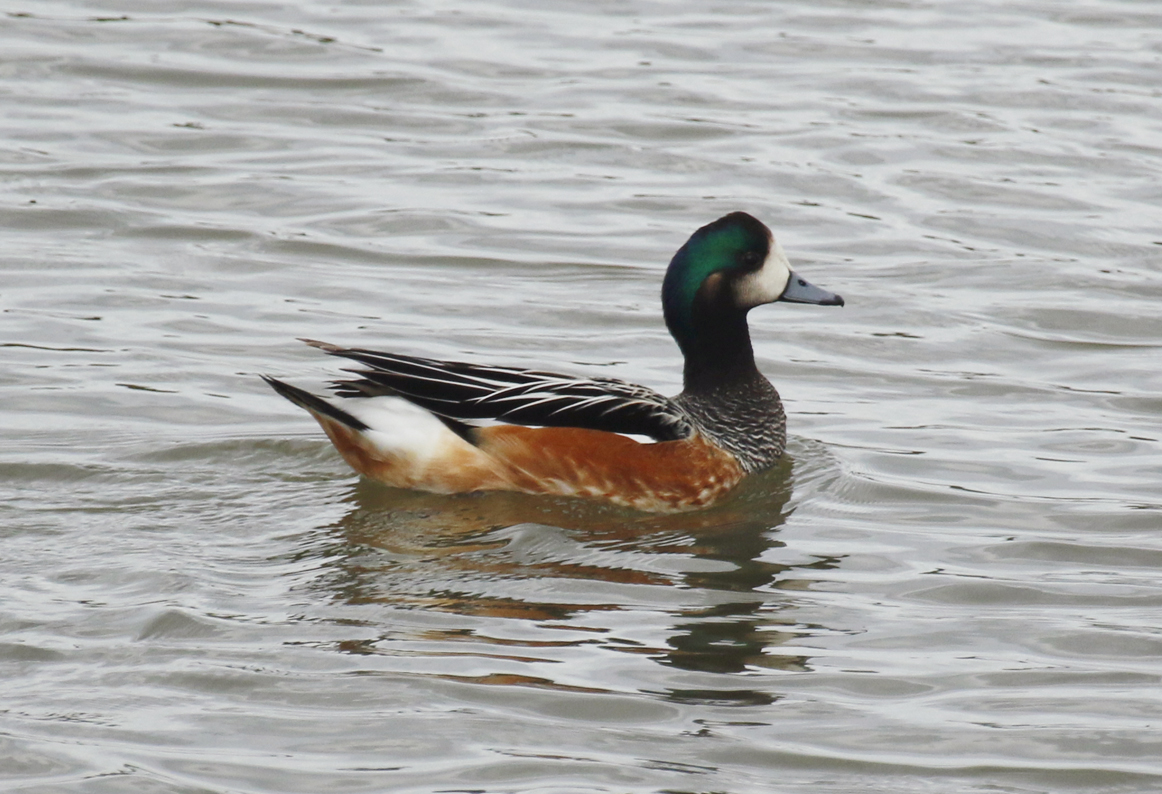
662, 212, 843, 385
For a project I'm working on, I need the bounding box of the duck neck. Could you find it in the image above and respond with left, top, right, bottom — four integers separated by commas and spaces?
679, 309, 761, 394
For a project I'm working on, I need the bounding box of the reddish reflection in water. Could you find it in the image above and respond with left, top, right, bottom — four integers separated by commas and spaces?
301, 458, 839, 694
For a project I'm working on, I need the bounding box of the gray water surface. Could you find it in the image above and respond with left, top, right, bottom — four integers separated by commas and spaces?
3, 1, 1162, 792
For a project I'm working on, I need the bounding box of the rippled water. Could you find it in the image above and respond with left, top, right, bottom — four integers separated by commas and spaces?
3, 1, 1161, 791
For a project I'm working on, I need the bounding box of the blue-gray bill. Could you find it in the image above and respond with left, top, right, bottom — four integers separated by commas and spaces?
778, 271, 845, 306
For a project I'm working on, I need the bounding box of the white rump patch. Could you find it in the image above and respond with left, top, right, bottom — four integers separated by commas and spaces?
339, 395, 465, 465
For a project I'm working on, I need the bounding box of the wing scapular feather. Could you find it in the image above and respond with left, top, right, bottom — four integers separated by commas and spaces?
302, 340, 692, 442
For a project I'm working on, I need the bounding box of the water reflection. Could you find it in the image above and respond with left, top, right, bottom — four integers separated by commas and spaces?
301, 457, 840, 700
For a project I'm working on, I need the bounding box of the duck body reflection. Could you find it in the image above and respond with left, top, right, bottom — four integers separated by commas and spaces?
300, 451, 840, 692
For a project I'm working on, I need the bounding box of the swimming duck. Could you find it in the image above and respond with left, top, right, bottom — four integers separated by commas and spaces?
264, 211, 843, 512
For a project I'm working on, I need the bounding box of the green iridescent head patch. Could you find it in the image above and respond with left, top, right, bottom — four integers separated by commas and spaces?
662, 212, 771, 350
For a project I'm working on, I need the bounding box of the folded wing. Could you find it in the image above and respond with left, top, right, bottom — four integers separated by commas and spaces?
303, 340, 693, 442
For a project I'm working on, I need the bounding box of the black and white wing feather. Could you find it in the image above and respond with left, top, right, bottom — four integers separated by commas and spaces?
303, 340, 693, 442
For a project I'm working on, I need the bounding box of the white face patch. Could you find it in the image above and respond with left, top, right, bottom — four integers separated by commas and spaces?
733, 239, 792, 309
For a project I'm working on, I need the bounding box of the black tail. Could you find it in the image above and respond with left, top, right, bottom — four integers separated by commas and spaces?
261, 376, 370, 432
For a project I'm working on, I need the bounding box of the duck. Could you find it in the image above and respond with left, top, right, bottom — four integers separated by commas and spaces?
263, 211, 843, 512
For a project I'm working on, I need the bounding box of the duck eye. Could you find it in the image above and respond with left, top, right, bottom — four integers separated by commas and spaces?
740, 251, 762, 267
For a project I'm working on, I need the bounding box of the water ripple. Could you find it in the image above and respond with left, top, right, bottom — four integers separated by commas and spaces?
3, 0, 1162, 792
